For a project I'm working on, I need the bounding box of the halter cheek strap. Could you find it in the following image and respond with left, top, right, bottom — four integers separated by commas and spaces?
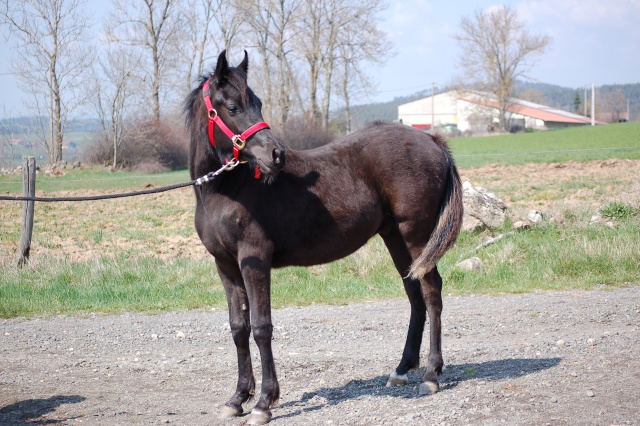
202, 80, 270, 168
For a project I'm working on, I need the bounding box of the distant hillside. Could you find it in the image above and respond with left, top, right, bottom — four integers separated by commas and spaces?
342, 81, 640, 131
0, 117, 100, 134
341, 86, 446, 131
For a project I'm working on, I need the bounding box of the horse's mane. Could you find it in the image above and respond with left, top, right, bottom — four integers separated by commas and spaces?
430, 132, 450, 150
184, 66, 250, 127
184, 77, 205, 127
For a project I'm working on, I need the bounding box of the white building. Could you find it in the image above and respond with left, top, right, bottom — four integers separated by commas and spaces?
398, 90, 596, 133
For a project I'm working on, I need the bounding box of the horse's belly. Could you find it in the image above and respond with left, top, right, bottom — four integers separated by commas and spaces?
271, 218, 380, 268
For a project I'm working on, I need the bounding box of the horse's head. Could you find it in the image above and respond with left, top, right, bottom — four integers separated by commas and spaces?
200, 50, 286, 181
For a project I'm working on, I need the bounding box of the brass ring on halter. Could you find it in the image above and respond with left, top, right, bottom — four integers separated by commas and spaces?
208, 108, 218, 119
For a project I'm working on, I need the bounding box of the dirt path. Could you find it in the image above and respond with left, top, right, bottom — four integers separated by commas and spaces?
1, 286, 638, 425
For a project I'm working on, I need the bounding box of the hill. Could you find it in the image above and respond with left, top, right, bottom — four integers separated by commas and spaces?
0, 116, 100, 134
341, 81, 640, 131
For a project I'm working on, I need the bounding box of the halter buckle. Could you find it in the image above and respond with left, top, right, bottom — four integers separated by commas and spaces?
232, 135, 246, 151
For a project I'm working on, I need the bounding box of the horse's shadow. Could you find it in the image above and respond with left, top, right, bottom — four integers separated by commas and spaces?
0, 395, 85, 425
276, 357, 561, 420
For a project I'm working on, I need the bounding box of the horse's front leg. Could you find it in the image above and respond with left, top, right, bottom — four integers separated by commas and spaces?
216, 259, 255, 418
240, 252, 279, 425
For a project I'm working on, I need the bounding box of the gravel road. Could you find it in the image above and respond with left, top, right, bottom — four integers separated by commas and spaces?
1, 286, 639, 425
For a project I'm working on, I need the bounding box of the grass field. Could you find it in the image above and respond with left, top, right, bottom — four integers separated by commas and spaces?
449, 121, 640, 168
1, 131, 95, 166
1, 123, 639, 318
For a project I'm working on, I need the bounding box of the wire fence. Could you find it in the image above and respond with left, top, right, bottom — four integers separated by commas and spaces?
2, 148, 639, 265
0, 172, 191, 186
1, 145, 638, 188
454, 145, 640, 157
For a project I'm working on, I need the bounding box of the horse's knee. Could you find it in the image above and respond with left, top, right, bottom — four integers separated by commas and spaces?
230, 321, 251, 345
252, 323, 273, 345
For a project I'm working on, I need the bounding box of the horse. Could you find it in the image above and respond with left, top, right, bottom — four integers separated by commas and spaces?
184, 50, 464, 425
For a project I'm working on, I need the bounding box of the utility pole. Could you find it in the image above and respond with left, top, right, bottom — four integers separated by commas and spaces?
431, 82, 435, 130
49, 66, 54, 161
591, 83, 595, 126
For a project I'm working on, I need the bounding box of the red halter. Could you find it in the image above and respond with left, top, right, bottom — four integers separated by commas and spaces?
202, 80, 270, 180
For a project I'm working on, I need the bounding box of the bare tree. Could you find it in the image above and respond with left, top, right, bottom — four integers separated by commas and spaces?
212, 0, 247, 53
92, 45, 141, 169
182, 0, 248, 93
453, 5, 551, 131
182, 0, 216, 93
242, 0, 301, 126
601, 88, 627, 123
333, 0, 390, 133
106, 0, 184, 119
1, 0, 93, 163
295, 0, 326, 122
295, 0, 390, 130
0, 108, 16, 166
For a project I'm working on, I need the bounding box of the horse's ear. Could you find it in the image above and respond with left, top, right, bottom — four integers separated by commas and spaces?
214, 50, 229, 81
239, 50, 249, 74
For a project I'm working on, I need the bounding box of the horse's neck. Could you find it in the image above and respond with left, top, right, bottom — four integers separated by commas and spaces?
190, 137, 222, 177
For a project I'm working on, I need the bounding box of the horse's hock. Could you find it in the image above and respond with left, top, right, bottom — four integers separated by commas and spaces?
461, 181, 509, 231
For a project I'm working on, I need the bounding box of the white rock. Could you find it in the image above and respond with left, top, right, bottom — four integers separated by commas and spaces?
457, 257, 483, 272
462, 181, 509, 231
527, 210, 544, 223
176, 331, 186, 339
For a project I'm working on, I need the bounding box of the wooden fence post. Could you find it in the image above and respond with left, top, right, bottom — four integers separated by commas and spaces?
18, 156, 36, 267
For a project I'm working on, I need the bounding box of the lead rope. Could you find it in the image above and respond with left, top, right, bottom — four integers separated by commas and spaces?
0, 160, 240, 203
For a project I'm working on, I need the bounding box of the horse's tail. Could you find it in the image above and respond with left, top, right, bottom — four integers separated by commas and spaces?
408, 144, 463, 279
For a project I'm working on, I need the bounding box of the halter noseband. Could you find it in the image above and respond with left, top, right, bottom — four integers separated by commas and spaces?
202, 80, 270, 179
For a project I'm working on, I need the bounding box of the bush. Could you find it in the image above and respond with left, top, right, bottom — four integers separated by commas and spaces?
599, 201, 639, 221
83, 117, 188, 171
274, 116, 335, 150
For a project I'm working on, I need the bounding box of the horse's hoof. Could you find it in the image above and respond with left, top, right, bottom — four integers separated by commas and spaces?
419, 381, 439, 395
386, 371, 408, 387
246, 409, 272, 425
219, 405, 242, 419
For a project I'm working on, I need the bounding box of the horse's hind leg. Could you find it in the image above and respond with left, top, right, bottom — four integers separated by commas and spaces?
382, 220, 444, 395
215, 260, 256, 418
418, 267, 444, 395
380, 224, 427, 387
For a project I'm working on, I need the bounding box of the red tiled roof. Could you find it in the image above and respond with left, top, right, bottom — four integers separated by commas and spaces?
411, 124, 432, 130
463, 97, 599, 124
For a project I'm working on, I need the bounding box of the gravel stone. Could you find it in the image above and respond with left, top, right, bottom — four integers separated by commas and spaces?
0, 286, 638, 425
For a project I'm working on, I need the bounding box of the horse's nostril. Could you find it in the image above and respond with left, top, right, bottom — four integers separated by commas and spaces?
273, 148, 285, 166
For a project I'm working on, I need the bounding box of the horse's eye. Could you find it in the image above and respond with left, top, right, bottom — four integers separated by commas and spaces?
227, 105, 238, 115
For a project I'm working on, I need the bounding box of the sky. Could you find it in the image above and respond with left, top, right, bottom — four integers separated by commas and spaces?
1, 0, 639, 117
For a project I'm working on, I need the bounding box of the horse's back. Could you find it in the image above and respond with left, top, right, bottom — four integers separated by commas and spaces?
348, 121, 453, 203
292, 121, 454, 237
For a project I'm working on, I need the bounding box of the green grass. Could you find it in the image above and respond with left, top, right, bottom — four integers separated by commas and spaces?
0, 257, 226, 318
2, 222, 639, 318
1, 123, 640, 318
439, 222, 640, 294
0, 167, 191, 193
449, 121, 640, 168
599, 201, 639, 220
